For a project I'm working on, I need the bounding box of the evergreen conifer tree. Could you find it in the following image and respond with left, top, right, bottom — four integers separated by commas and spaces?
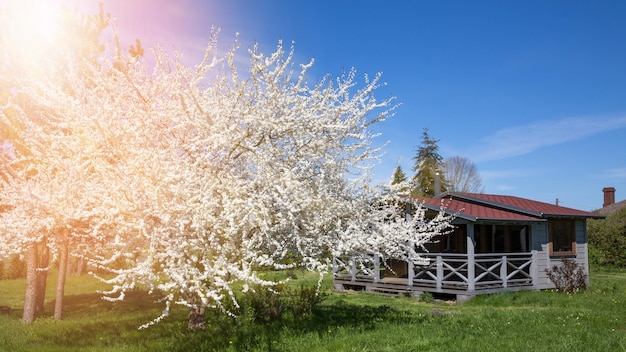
410, 128, 446, 197
390, 164, 409, 194
391, 165, 407, 185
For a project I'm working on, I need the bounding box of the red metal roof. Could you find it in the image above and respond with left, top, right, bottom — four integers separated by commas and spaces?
447, 192, 603, 218
412, 192, 603, 222
419, 197, 543, 221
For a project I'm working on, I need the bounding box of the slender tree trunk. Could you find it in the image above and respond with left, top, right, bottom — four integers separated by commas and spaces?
35, 239, 50, 314
22, 242, 39, 324
66, 258, 74, 276
54, 231, 69, 320
75, 256, 85, 276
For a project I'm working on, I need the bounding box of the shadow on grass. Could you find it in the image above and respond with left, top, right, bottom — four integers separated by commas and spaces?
1, 290, 189, 351
3, 289, 430, 352
176, 298, 430, 352
4, 289, 165, 319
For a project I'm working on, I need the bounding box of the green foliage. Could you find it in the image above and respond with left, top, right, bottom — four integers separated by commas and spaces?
286, 269, 298, 280
243, 284, 328, 323
245, 284, 290, 323
545, 258, 588, 293
418, 291, 434, 303
290, 285, 328, 318
390, 165, 407, 185
411, 128, 447, 197
3, 255, 26, 279
588, 207, 626, 267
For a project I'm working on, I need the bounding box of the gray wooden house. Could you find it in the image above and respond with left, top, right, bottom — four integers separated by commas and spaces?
333, 192, 604, 301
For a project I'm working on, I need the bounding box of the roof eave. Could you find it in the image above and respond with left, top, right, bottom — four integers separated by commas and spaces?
475, 217, 547, 223
541, 213, 606, 220
440, 192, 544, 217
419, 201, 477, 222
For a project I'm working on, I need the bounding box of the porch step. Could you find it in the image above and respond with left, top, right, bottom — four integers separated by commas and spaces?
369, 286, 412, 297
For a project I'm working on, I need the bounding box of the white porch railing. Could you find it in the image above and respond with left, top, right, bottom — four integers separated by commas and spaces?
332, 255, 380, 282
411, 252, 534, 291
334, 252, 535, 293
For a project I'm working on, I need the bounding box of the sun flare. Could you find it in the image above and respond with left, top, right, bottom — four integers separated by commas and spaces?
37, 3, 62, 44
2, 0, 63, 64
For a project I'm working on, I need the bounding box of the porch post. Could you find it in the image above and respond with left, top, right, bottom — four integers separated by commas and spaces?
501, 255, 508, 288
530, 250, 538, 288
436, 255, 443, 291
373, 253, 380, 283
467, 224, 475, 292
407, 259, 414, 287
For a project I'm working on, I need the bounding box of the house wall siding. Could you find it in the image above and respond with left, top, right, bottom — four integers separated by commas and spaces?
531, 218, 589, 289
535, 245, 552, 289
534, 242, 589, 290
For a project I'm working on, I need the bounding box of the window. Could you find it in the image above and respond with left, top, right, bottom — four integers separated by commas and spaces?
424, 225, 467, 253
474, 224, 529, 253
549, 219, 576, 256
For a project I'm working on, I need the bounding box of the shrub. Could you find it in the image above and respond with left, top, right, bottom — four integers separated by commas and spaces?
290, 285, 327, 318
286, 269, 298, 280
545, 258, 587, 293
245, 284, 289, 323
242, 283, 328, 323
418, 292, 434, 303
587, 207, 626, 268
5, 255, 26, 279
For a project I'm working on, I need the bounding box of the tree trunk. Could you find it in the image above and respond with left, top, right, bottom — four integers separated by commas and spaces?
54, 231, 69, 320
187, 297, 206, 330
75, 256, 85, 276
22, 242, 39, 324
35, 240, 50, 314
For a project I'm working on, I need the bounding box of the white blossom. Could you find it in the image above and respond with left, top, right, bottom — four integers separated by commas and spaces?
0, 2, 454, 328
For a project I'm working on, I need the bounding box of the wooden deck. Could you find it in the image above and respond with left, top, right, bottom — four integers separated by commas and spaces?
333, 252, 537, 301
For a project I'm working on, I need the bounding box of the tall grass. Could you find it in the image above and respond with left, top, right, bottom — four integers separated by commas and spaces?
0, 268, 625, 351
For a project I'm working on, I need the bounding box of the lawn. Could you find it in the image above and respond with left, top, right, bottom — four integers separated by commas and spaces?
0, 268, 625, 351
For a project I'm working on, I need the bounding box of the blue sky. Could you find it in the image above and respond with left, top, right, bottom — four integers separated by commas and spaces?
70, 0, 626, 211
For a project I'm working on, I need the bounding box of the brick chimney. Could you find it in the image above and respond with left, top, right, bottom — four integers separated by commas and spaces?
603, 187, 616, 208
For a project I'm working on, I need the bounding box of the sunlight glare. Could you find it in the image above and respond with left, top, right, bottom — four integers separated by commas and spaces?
37, 2, 62, 44
4, 0, 63, 63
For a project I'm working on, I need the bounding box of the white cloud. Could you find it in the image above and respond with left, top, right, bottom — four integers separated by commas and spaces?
470, 115, 626, 162
480, 167, 548, 181
607, 167, 626, 179
480, 168, 547, 194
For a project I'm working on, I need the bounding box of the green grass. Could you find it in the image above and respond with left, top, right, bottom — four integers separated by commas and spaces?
1, 268, 625, 351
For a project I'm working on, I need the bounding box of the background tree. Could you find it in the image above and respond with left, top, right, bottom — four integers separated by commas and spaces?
0, 1, 143, 323
443, 155, 484, 193
587, 207, 626, 267
390, 165, 409, 193
410, 128, 447, 197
